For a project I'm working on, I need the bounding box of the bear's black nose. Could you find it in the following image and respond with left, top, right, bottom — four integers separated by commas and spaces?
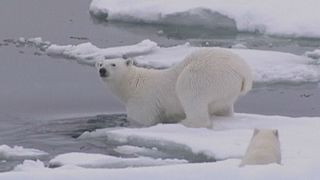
99, 68, 108, 77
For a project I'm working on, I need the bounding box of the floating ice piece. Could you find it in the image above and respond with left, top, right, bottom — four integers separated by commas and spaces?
26, 37, 47, 46
134, 42, 320, 84
305, 49, 320, 60
89, 0, 320, 38
16, 37, 320, 83
46, 39, 158, 66
14, 160, 46, 171
0, 145, 48, 160
49, 152, 187, 168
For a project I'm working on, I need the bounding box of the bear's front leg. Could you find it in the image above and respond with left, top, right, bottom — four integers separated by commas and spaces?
126, 101, 160, 127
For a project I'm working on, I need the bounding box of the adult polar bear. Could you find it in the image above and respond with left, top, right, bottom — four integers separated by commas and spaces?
96, 48, 253, 128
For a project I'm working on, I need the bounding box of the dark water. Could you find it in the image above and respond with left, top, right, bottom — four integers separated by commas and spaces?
1, 0, 320, 172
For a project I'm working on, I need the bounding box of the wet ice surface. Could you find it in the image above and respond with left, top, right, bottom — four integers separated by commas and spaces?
1, 0, 320, 174
0, 113, 128, 172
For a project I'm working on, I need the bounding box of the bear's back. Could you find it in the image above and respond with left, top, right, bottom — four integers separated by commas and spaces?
173, 48, 250, 75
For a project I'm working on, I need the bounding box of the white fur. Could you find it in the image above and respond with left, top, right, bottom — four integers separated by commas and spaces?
96, 48, 252, 128
240, 129, 281, 167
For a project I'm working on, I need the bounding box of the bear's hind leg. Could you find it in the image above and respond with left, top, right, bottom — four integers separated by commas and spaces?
214, 105, 234, 116
179, 98, 212, 128
209, 97, 236, 117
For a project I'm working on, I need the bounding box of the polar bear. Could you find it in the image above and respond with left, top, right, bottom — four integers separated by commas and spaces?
240, 129, 281, 167
96, 48, 252, 128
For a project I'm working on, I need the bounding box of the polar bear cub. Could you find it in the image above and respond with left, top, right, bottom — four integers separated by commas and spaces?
96, 48, 252, 128
240, 129, 281, 167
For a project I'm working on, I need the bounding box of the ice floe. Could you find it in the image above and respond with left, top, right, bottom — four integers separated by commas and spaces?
1, 159, 318, 180
46, 39, 158, 65
13, 160, 47, 171
78, 113, 320, 165
1, 113, 320, 179
16, 37, 318, 84
89, 0, 320, 38
305, 49, 320, 61
0, 145, 48, 160
49, 152, 186, 168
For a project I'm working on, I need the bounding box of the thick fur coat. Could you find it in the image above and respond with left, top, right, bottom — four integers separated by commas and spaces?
97, 48, 252, 128
240, 129, 282, 166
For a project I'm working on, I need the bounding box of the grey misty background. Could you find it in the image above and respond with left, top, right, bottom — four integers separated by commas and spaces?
0, 0, 320, 172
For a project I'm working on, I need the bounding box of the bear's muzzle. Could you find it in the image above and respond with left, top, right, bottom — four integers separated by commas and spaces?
99, 68, 109, 78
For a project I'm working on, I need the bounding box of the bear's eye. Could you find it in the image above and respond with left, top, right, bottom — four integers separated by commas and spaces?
111, 63, 116, 67
99, 63, 103, 67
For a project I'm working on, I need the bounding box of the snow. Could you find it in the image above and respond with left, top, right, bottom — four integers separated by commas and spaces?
231, 43, 247, 49
49, 152, 186, 168
1, 113, 320, 179
133, 43, 320, 84
18, 37, 51, 48
0, 145, 48, 160
305, 49, 320, 60
20, 37, 318, 84
114, 146, 170, 159
89, 0, 320, 38
1, 160, 319, 180
80, 126, 250, 161
79, 113, 320, 164
46, 39, 158, 66
13, 160, 47, 171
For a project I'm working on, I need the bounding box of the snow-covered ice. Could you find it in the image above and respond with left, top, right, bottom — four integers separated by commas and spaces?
1, 114, 320, 179
49, 152, 186, 168
17, 37, 320, 84
46, 39, 158, 65
231, 43, 247, 49
1, 159, 319, 180
15, 37, 320, 84
305, 49, 320, 60
13, 160, 47, 172
39, 38, 320, 84
0, 145, 48, 160
89, 0, 320, 38
17, 37, 51, 49
114, 146, 171, 159
79, 113, 320, 164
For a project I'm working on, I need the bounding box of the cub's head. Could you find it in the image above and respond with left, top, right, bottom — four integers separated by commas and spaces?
253, 128, 279, 139
96, 58, 134, 81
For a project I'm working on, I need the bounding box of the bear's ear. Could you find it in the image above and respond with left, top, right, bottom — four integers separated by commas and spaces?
253, 128, 260, 136
273, 129, 279, 137
125, 59, 134, 66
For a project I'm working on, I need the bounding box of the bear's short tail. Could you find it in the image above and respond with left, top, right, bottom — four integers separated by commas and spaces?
240, 76, 253, 95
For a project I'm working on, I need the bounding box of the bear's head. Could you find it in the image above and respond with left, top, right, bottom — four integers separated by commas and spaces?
96, 58, 134, 82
